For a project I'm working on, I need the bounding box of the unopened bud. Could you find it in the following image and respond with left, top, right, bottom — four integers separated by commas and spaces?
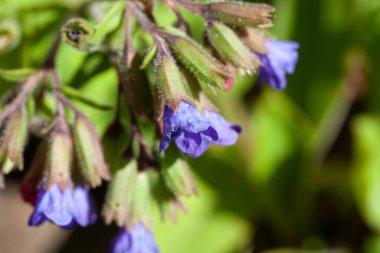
46, 132, 72, 190
103, 160, 138, 226
61, 18, 94, 50
126, 171, 153, 229
206, 22, 260, 74
208, 2, 274, 29
0, 20, 21, 53
73, 116, 111, 187
167, 36, 232, 90
0, 108, 28, 174
241, 28, 268, 54
155, 54, 193, 109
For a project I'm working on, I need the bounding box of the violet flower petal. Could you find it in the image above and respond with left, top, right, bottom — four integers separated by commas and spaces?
257, 40, 299, 90
160, 101, 212, 153
70, 185, 98, 227
28, 184, 96, 229
175, 130, 211, 158
28, 184, 74, 228
160, 101, 241, 157
203, 110, 240, 146
111, 224, 159, 253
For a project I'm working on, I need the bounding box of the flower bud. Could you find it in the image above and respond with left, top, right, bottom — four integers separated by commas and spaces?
126, 171, 153, 229
0, 108, 28, 174
155, 54, 193, 109
0, 20, 21, 53
161, 148, 196, 196
103, 160, 138, 226
206, 22, 260, 74
167, 35, 232, 90
61, 18, 94, 50
241, 28, 268, 54
208, 2, 274, 29
72, 116, 111, 187
46, 132, 73, 190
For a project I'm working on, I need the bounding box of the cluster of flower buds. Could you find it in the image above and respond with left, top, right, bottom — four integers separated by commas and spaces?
0, 68, 111, 228
0, 0, 299, 252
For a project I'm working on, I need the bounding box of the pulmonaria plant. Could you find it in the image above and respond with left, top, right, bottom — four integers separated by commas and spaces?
0, 0, 299, 252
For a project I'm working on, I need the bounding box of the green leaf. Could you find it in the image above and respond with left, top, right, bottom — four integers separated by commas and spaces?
154, 177, 251, 253
249, 89, 312, 184
140, 45, 157, 69
0, 68, 36, 82
75, 68, 118, 135
60, 86, 113, 111
56, 43, 87, 85
351, 115, 380, 232
90, 1, 125, 46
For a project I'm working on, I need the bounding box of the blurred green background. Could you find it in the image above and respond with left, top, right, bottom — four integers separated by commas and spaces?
1, 0, 380, 252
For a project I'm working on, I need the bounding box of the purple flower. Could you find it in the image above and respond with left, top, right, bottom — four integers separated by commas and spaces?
159, 100, 241, 158
257, 40, 299, 90
111, 224, 159, 253
28, 184, 97, 229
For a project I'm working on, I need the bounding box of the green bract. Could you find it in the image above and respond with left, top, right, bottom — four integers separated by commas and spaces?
208, 2, 274, 28
104, 160, 138, 226
168, 35, 231, 90
0, 108, 28, 174
155, 54, 192, 108
207, 21, 260, 73
72, 116, 111, 187
47, 132, 72, 190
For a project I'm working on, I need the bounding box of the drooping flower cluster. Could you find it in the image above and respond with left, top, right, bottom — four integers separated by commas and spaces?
29, 184, 97, 229
0, 0, 299, 252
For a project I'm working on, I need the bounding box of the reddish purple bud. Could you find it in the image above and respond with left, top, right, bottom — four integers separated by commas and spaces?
20, 180, 39, 206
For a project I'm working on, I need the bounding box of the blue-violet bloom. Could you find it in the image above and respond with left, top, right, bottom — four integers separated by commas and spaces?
28, 184, 97, 229
257, 39, 299, 90
160, 100, 241, 158
111, 224, 159, 253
